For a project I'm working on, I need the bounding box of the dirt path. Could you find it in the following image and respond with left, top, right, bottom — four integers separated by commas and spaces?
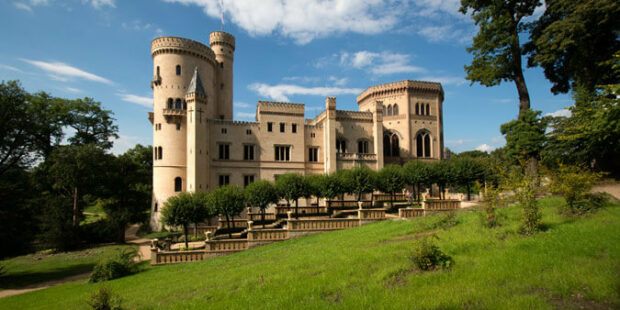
592, 183, 620, 200
0, 272, 90, 299
125, 224, 151, 262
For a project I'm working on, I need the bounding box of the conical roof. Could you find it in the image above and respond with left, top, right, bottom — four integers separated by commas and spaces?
186, 67, 206, 96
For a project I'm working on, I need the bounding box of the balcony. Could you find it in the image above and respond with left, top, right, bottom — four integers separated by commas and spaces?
162, 108, 186, 122
151, 75, 161, 88
148, 112, 154, 124
336, 153, 376, 161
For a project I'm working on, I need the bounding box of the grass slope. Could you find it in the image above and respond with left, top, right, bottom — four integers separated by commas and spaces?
1, 197, 618, 309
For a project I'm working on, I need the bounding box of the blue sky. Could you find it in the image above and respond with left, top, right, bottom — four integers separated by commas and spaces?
0, 0, 572, 154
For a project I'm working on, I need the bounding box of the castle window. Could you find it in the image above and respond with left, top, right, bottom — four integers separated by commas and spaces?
156, 66, 160, 77
218, 175, 230, 187
154, 202, 158, 212
310, 133, 316, 138
167, 98, 173, 109
243, 175, 255, 188
158, 146, 162, 160
416, 131, 432, 158
220, 62, 224, 69
246, 129, 252, 135
174, 177, 182, 192
221, 128, 227, 134
387, 105, 393, 116
220, 83, 224, 90
383, 131, 399, 157
336, 139, 347, 153
393, 104, 399, 115
292, 123, 297, 133
176, 65, 181, 76
415, 103, 419, 115
218, 143, 230, 160
274, 145, 290, 161
357, 140, 369, 153
280, 123, 285, 132
426, 104, 430, 116
176, 123, 181, 131
267, 122, 273, 132
183, 100, 187, 110
175, 98, 182, 109
308, 147, 319, 162
243, 144, 255, 161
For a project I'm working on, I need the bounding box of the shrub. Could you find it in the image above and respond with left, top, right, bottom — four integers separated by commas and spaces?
89, 248, 138, 283
409, 237, 453, 271
0, 264, 5, 277
86, 286, 123, 310
480, 184, 501, 228
428, 211, 459, 230
549, 164, 604, 214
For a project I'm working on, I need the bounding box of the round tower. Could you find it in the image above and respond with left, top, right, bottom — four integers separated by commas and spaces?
149, 36, 217, 230
209, 31, 235, 120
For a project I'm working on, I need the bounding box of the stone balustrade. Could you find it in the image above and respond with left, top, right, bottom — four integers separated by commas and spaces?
275, 205, 327, 215
327, 200, 372, 208
247, 229, 288, 241
217, 218, 249, 229
192, 225, 217, 236
287, 218, 360, 231
336, 153, 377, 161
205, 239, 248, 252
374, 193, 406, 201
248, 212, 276, 221
398, 208, 424, 218
151, 248, 207, 265
423, 199, 461, 210
358, 208, 386, 220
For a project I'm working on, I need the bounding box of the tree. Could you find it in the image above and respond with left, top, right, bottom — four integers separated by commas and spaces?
0, 167, 37, 258
452, 157, 486, 200
548, 164, 603, 214
65, 97, 118, 150
332, 169, 354, 200
526, 0, 619, 94
208, 185, 245, 238
430, 161, 454, 200
500, 109, 547, 170
460, 0, 541, 117
403, 161, 431, 203
244, 180, 279, 228
305, 174, 328, 214
162, 193, 195, 248
376, 165, 405, 208
349, 166, 375, 201
275, 173, 307, 219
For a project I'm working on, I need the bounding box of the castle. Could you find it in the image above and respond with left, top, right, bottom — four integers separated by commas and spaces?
149, 31, 445, 229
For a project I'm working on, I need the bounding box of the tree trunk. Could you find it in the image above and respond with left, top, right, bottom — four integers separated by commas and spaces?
466, 184, 471, 201
357, 191, 362, 202
72, 187, 79, 229
226, 214, 232, 238
295, 198, 299, 219
183, 224, 189, 249
316, 197, 320, 214
261, 207, 266, 229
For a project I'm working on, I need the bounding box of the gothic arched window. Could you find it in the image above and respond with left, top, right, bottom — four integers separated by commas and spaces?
357, 139, 369, 153
336, 138, 347, 153
387, 105, 393, 116
383, 131, 400, 157
167, 98, 173, 109
158, 146, 162, 160
393, 104, 398, 115
175, 98, 182, 109
174, 177, 182, 192
415, 131, 432, 158
415, 103, 419, 115
426, 104, 430, 115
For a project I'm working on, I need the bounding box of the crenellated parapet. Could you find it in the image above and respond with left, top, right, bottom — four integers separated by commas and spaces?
357, 80, 444, 103
335, 110, 373, 122
209, 31, 236, 51
207, 118, 259, 127
151, 36, 216, 64
257, 101, 305, 116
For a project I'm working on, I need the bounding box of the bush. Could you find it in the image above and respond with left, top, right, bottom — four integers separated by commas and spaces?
429, 212, 459, 230
549, 164, 604, 214
480, 185, 501, 228
86, 286, 123, 310
89, 248, 138, 283
81, 220, 117, 244
409, 237, 453, 271
0, 264, 5, 277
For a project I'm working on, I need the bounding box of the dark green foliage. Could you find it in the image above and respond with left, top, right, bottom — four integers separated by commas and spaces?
88, 248, 138, 283
245, 180, 279, 228
459, 0, 541, 116
376, 165, 405, 207
480, 185, 501, 228
548, 164, 604, 214
526, 0, 619, 94
65, 98, 118, 149
0, 264, 5, 277
429, 161, 454, 199
349, 166, 376, 201
409, 237, 453, 271
86, 286, 123, 310
162, 192, 211, 248
500, 109, 547, 164
428, 212, 460, 230
451, 157, 486, 200
275, 173, 308, 219
505, 166, 542, 235
207, 185, 245, 238
0, 168, 37, 258
403, 160, 432, 203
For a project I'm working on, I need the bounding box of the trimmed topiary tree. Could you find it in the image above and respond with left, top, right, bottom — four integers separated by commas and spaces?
208, 185, 245, 238
161, 192, 210, 248
275, 173, 308, 219
377, 165, 405, 208
245, 180, 279, 228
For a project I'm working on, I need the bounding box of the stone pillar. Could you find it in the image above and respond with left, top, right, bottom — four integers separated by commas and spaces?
372, 100, 384, 171
247, 220, 253, 231
150, 239, 159, 265
324, 97, 338, 174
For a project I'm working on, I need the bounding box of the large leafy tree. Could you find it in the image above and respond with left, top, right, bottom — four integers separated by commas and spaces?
244, 180, 279, 228
208, 185, 245, 238
162, 193, 194, 248
460, 0, 541, 117
305, 174, 328, 213
430, 161, 455, 199
403, 161, 432, 203
526, 0, 619, 94
275, 173, 308, 219
349, 166, 375, 201
500, 109, 547, 167
452, 157, 487, 200
376, 165, 405, 207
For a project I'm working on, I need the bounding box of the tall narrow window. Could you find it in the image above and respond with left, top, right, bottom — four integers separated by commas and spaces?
176, 65, 181, 76
426, 104, 430, 115
383, 131, 400, 157
244, 144, 255, 160
275, 146, 291, 161
415, 131, 432, 158
158, 146, 162, 160
175, 98, 182, 109
417, 135, 424, 157
218, 175, 230, 187
154, 202, 158, 212
292, 123, 297, 133
393, 104, 399, 115
415, 103, 419, 115
308, 147, 318, 162
243, 175, 255, 187
358, 140, 369, 153
424, 134, 431, 157
391, 134, 400, 157
156, 66, 160, 76
336, 139, 347, 153
218, 143, 230, 160
176, 123, 181, 131
267, 122, 273, 132
387, 105, 393, 116
174, 177, 182, 192
167, 98, 173, 109
280, 123, 285, 132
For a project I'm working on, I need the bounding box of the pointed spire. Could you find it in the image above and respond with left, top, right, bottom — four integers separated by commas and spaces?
186, 67, 206, 96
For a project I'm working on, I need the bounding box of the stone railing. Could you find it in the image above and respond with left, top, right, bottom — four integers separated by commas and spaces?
358, 209, 386, 220
217, 218, 249, 229
248, 212, 276, 221
275, 205, 327, 215
398, 208, 424, 218
287, 218, 359, 231
193, 225, 217, 236
205, 239, 248, 252
374, 193, 406, 201
162, 108, 186, 116
247, 229, 288, 241
336, 153, 377, 161
151, 249, 207, 265
423, 200, 461, 210
327, 200, 372, 208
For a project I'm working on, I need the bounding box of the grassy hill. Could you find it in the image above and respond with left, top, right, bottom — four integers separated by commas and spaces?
1, 197, 618, 309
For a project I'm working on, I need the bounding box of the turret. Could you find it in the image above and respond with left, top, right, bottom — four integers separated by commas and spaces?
209, 31, 235, 120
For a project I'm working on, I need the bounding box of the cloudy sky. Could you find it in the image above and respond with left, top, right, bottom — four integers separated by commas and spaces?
0, 0, 572, 154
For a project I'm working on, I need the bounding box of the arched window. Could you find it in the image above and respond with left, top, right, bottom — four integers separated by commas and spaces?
336, 139, 347, 153
158, 146, 162, 160
426, 104, 430, 115
154, 147, 157, 160
176, 65, 181, 76
156, 66, 160, 76
415, 131, 432, 158
154, 202, 158, 212
357, 140, 369, 153
174, 177, 182, 192
167, 98, 173, 109
387, 105, 393, 116
175, 98, 182, 109
383, 131, 400, 157
393, 104, 398, 115
415, 103, 419, 115
183, 100, 187, 110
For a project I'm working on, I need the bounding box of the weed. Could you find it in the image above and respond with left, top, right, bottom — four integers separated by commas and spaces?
86, 286, 122, 310
409, 236, 453, 271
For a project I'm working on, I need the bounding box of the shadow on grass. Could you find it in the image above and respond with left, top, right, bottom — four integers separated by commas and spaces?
0, 263, 95, 289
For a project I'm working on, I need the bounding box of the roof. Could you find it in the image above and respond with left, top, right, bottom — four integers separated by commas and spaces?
186, 67, 206, 96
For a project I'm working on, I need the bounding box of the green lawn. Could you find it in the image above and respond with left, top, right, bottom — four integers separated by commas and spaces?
0, 245, 134, 289
1, 197, 618, 309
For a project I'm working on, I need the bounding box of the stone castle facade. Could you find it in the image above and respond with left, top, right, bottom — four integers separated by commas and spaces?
149, 31, 444, 229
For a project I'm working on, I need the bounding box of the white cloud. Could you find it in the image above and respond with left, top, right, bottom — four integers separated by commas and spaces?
118, 93, 153, 108
417, 25, 472, 44
88, 0, 115, 9
328, 76, 348, 86
122, 20, 152, 31
21, 59, 113, 85
475, 144, 495, 153
29, 0, 50, 5
234, 101, 251, 108
418, 75, 466, 86
249, 83, 363, 102
545, 108, 571, 118
283, 76, 321, 84
236, 111, 255, 119
64, 87, 82, 93
447, 139, 475, 145
14, 2, 33, 12
163, 0, 399, 44
340, 51, 426, 75
0, 64, 25, 73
